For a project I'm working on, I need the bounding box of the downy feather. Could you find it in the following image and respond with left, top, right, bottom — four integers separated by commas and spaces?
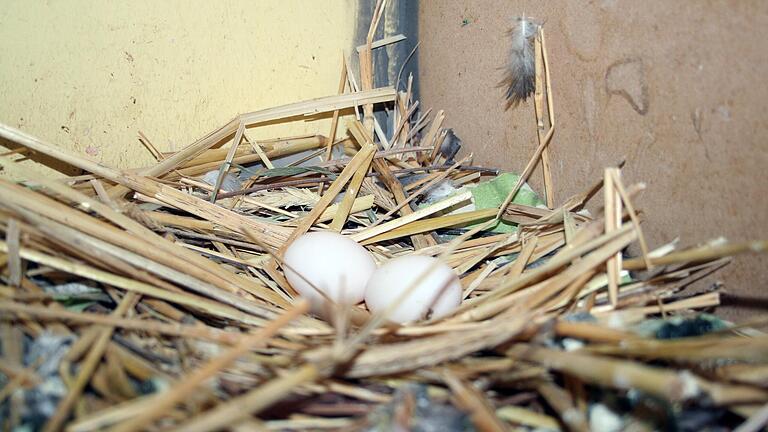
500, 16, 539, 109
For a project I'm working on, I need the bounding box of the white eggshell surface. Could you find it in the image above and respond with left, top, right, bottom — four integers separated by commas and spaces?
364, 255, 461, 323
283, 231, 376, 309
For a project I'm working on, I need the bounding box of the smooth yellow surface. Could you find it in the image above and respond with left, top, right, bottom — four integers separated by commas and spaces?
0, 1, 356, 178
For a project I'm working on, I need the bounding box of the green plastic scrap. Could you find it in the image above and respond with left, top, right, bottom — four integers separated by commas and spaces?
469, 172, 545, 233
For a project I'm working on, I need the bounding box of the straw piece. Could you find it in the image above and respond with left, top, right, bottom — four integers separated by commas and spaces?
355, 33, 406, 53
537, 381, 589, 432
317, 314, 530, 378
179, 135, 325, 172
495, 125, 555, 220
358, 0, 387, 132
0, 241, 265, 326
507, 344, 701, 402
496, 406, 560, 430
734, 402, 768, 432
102, 87, 396, 196
6, 219, 21, 287
328, 125, 375, 231
592, 292, 721, 325
169, 363, 320, 432
611, 174, 652, 269
443, 371, 508, 432
111, 300, 309, 432
533, 27, 555, 209
0, 160, 285, 308
623, 240, 768, 270
0, 301, 243, 344
42, 292, 137, 432
0, 130, 291, 249
505, 236, 539, 278
137, 131, 164, 161
361, 208, 496, 245
210, 121, 245, 202
280, 121, 377, 252
352, 191, 472, 244
584, 333, 768, 363
425, 111, 446, 163
604, 168, 621, 307
553, 320, 637, 343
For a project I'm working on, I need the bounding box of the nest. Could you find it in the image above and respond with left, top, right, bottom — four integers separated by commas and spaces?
1, 5, 768, 432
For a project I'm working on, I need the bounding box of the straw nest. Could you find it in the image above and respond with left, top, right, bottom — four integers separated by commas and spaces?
1, 5, 767, 432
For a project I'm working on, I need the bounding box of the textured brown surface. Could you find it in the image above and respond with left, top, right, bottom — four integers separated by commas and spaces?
419, 1, 768, 320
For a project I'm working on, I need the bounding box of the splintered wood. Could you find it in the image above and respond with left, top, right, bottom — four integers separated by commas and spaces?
1, 7, 767, 431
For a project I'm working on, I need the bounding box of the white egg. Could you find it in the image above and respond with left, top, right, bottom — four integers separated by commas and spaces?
283, 231, 376, 310
364, 255, 462, 324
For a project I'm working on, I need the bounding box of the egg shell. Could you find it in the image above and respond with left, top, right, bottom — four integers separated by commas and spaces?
283, 231, 376, 309
364, 255, 461, 323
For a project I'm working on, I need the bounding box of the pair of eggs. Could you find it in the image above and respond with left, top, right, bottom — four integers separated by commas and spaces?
282, 231, 461, 324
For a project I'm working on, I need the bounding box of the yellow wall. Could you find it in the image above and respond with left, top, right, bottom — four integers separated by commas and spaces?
0, 1, 357, 178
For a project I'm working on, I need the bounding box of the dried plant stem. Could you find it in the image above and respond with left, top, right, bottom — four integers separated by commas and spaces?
358, 0, 387, 132
333, 312, 529, 378
533, 28, 554, 208
425, 110, 446, 163
362, 142, 437, 249
0, 241, 265, 326
209, 120, 245, 202
611, 173, 652, 269
0, 301, 243, 344
352, 191, 472, 244
537, 381, 589, 432
329, 125, 375, 231
6, 219, 21, 287
0, 166, 266, 301
178, 135, 325, 176
623, 240, 768, 270
507, 344, 699, 402
111, 300, 309, 432
137, 130, 163, 161
281, 122, 377, 251
553, 320, 637, 343
42, 292, 137, 432
369, 154, 472, 228
0, 134, 292, 249
604, 168, 622, 307
443, 371, 509, 432
361, 208, 496, 245
505, 236, 539, 278
169, 363, 320, 432
0, 359, 40, 384
734, 402, 768, 432
585, 333, 768, 363
496, 406, 560, 430
495, 125, 555, 220
105, 87, 396, 197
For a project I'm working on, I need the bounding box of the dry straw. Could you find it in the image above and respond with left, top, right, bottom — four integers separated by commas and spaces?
0, 3, 766, 430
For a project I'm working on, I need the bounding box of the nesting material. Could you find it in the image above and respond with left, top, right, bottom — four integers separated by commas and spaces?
0, 4, 767, 431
